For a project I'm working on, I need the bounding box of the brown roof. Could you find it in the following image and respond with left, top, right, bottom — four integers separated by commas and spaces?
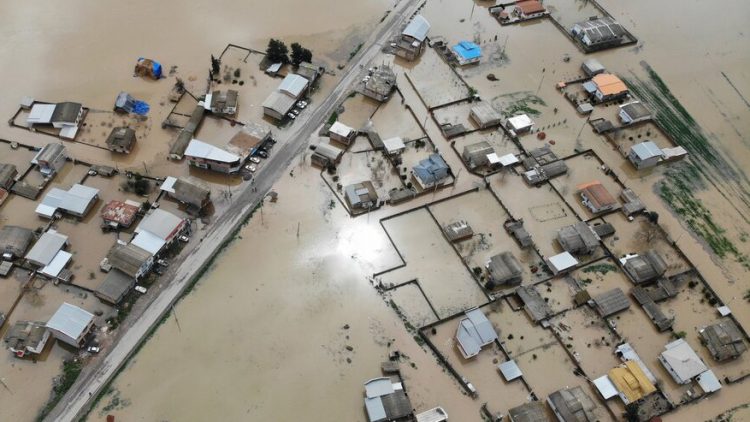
578, 181, 616, 210
516, 0, 545, 15
101, 200, 140, 227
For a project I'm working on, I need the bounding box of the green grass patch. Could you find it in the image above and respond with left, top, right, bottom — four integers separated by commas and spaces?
582, 263, 617, 275
37, 359, 83, 421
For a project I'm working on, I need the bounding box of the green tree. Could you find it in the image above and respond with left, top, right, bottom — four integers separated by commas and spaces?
210, 55, 221, 75
290, 42, 313, 66
266, 39, 289, 64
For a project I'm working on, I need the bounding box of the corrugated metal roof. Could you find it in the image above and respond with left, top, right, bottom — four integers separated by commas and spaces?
278, 74, 308, 98
402, 15, 430, 41
262, 90, 297, 115
46, 302, 93, 340
630, 141, 662, 160
36, 184, 99, 218
25, 230, 67, 266
184, 139, 241, 163
136, 208, 183, 241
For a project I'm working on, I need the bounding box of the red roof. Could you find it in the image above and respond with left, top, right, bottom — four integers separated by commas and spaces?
101, 200, 140, 227
516, 0, 546, 15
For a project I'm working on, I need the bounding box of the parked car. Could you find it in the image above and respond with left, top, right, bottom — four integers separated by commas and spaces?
257, 150, 269, 159
87, 346, 100, 354
296, 101, 307, 109
178, 235, 190, 243
157, 259, 169, 267
245, 164, 257, 173
249, 157, 261, 164
134, 285, 148, 294
292, 109, 300, 116
287, 112, 296, 119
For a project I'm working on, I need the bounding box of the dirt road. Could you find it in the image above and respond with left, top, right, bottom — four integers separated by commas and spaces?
45, 1, 424, 421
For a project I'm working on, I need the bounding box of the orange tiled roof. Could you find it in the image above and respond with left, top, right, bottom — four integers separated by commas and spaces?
592, 73, 628, 96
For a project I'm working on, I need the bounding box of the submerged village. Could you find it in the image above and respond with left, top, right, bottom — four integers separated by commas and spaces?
1, 0, 749, 421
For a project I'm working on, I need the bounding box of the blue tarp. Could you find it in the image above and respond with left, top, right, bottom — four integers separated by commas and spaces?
115, 91, 150, 115
452, 41, 482, 61
137, 57, 162, 79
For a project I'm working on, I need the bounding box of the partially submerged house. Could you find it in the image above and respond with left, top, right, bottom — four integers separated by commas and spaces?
363, 377, 413, 422
621, 250, 667, 285
415, 407, 448, 422
4, 321, 50, 358
344, 181, 378, 210
227, 122, 271, 158
516, 285, 554, 323
24, 230, 71, 279
32, 143, 67, 176
26, 102, 83, 139
508, 401, 551, 422
169, 105, 205, 160
631, 287, 674, 331
578, 181, 617, 214
628, 141, 663, 170
620, 189, 646, 217
571, 17, 626, 50
619, 101, 651, 125
0, 225, 34, 260
469, 102, 502, 129
296, 62, 323, 85
131, 208, 186, 256
593, 288, 630, 317
206, 89, 238, 115
96, 269, 136, 305
363, 65, 397, 102
262, 74, 308, 120
585, 73, 628, 103
523, 161, 568, 185
658, 339, 709, 385
700, 319, 747, 362
504, 0, 548, 22
498, 359, 523, 382
507, 114, 534, 133
486, 252, 523, 288
455, 308, 498, 359
383, 137, 406, 155
462, 141, 495, 169
599, 361, 656, 405
107, 243, 153, 280
452, 41, 482, 66
161, 176, 212, 212
557, 221, 600, 255
311, 142, 344, 167
443, 220, 473, 242
547, 386, 601, 422
100, 200, 141, 229
581, 58, 605, 77
505, 219, 533, 248
412, 154, 450, 189
46, 302, 95, 348
396, 15, 430, 61
35, 184, 100, 219
184, 139, 242, 173
328, 121, 356, 146
105, 127, 136, 154
0, 163, 18, 191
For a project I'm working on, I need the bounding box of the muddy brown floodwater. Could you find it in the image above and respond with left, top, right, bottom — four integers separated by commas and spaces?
1, 0, 750, 421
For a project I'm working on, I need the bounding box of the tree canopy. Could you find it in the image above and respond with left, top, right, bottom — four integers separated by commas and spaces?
266, 39, 289, 64
290, 42, 313, 66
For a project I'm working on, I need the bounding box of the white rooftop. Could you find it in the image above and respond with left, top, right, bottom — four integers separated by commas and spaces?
498, 359, 523, 381
507, 114, 534, 131
456, 308, 498, 359
160, 176, 178, 194
547, 251, 579, 274
593, 375, 618, 399
498, 153, 519, 166
402, 15, 430, 41
278, 74, 308, 98
136, 208, 183, 241
46, 302, 94, 341
329, 121, 354, 138
184, 139, 241, 163
697, 370, 722, 393
25, 229, 68, 266
630, 141, 663, 160
659, 339, 708, 384
27, 103, 56, 125
40, 250, 72, 278
364, 377, 394, 399
383, 137, 406, 153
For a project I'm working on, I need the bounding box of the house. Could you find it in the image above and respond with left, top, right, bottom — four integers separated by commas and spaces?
571, 17, 626, 49
604, 361, 656, 404
101, 200, 141, 229
206, 90, 238, 115
262, 74, 308, 120
328, 121, 356, 146
621, 250, 667, 284
443, 220, 474, 242
396, 15, 430, 61
455, 308, 498, 359
547, 386, 602, 422
507, 114, 534, 133
363, 377, 413, 422
107, 243, 153, 279
227, 122, 271, 158
296, 62, 323, 85
452, 41, 482, 66
593, 288, 630, 317
383, 137, 406, 155
587, 73, 628, 103
462, 141, 495, 169
0, 226, 34, 260
32, 143, 67, 176
581, 58, 605, 77
184, 139, 242, 173
131, 208, 186, 256
105, 127, 136, 154
659, 339, 709, 384
628, 141, 663, 170
546, 251, 579, 275
485, 252, 523, 288
699, 319, 747, 361
412, 154, 450, 189
631, 287, 675, 331
620, 188, 645, 216
557, 221, 600, 255
523, 161, 568, 185
498, 359, 523, 382
46, 302, 95, 348
4, 321, 50, 358
311, 142, 344, 167
514, 0, 547, 19
344, 181, 378, 210
169, 105, 205, 160
0, 163, 18, 190
469, 102, 502, 129
35, 184, 100, 219
508, 401, 551, 422
516, 285, 554, 323
95, 269, 136, 305
26, 102, 84, 139
415, 407, 448, 422
505, 219, 533, 248
578, 181, 617, 214
160, 176, 212, 212
24, 230, 71, 279
363, 65, 397, 102
619, 101, 651, 124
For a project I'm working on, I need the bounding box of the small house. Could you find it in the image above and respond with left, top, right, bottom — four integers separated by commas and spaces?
557, 221, 600, 255
46, 302, 95, 348
545, 251, 579, 275
581, 58, 605, 77
593, 288, 630, 317
486, 252, 523, 288
699, 319, 747, 361
32, 143, 67, 176
508, 401, 551, 422
131, 208, 186, 256
344, 181, 378, 210
4, 321, 50, 358
547, 386, 602, 422
383, 137, 406, 155
658, 339, 709, 385
621, 250, 667, 284
516, 285, 554, 323
578, 181, 617, 214
95, 269, 136, 305
396, 15, 430, 61
161, 176, 212, 212
0, 225, 34, 260
100, 200, 141, 229
469, 102, 502, 129
363, 377, 413, 422
105, 127, 136, 154
363, 65, 396, 102
412, 154, 450, 189
588, 73, 628, 103
443, 220, 474, 242
455, 308, 498, 359
35, 184, 100, 219
328, 121, 356, 146
311, 142, 344, 167
207, 90, 238, 115
523, 161, 568, 185
0, 163, 18, 190
628, 141, 663, 170
619, 101, 651, 124
452, 41, 482, 66
507, 114, 534, 133
106, 243, 153, 280
571, 17, 626, 49
184, 139, 242, 173
462, 141, 495, 169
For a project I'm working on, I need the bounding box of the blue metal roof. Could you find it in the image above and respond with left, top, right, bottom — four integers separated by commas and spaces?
413, 154, 449, 185
452, 41, 482, 60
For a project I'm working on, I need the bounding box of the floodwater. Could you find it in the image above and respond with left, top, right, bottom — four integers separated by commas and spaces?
2, 0, 750, 420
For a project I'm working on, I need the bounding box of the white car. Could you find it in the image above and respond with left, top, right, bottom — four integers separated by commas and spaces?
292, 109, 301, 116
296, 101, 307, 109
87, 346, 100, 354
249, 157, 261, 164
245, 164, 257, 173
134, 285, 148, 294
287, 112, 296, 119
178, 235, 190, 243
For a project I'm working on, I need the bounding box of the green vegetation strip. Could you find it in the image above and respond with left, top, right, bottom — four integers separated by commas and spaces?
38, 360, 83, 421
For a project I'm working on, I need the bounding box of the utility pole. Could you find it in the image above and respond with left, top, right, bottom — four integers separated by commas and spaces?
171, 305, 181, 332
